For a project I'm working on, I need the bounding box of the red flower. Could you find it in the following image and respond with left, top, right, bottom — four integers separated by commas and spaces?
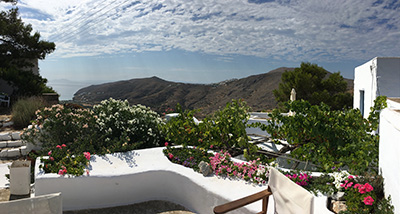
168, 153, 174, 159
364, 183, 373, 192
50, 157, 54, 161
61, 144, 66, 147
56, 145, 62, 149
165, 142, 169, 147
84, 152, 91, 161
363, 196, 374, 205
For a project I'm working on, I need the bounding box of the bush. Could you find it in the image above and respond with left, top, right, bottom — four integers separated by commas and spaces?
11, 97, 45, 129
93, 98, 165, 149
254, 97, 386, 174
22, 99, 165, 156
39, 144, 90, 176
163, 100, 259, 160
22, 104, 101, 154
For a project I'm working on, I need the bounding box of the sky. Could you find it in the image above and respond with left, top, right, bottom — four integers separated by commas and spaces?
1, 0, 399, 100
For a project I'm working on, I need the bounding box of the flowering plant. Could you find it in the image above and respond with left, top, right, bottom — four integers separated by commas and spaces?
339, 175, 377, 213
163, 144, 213, 172
209, 150, 268, 184
22, 104, 100, 154
93, 98, 164, 149
39, 144, 90, 176
285, 171, 311, 186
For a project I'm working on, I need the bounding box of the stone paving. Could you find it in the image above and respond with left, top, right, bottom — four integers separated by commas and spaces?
63, 200, 195, 214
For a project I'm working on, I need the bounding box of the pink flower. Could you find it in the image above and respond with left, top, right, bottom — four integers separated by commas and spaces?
168, 153, 174, 159
210, 145, 214, 149
84, 152, 91, 160
165, 142, 169, 147
358, 186, 366, 194
56, 145, 62, 149
61, 144, 66, 147
50, 157, 54, 161
58, 169, 64, 175
363, 196, 374, 205
345, 182, 353, 189
348, 175, 354, 179
48, 151, 52, 156
364, 183, 373, 192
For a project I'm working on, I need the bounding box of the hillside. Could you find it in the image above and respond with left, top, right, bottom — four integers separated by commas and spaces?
73, 67, 353, 117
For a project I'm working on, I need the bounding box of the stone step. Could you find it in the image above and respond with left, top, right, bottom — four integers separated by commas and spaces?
0, 140, 24, 148
0, 146, 28, 158
0, 132, 21, 142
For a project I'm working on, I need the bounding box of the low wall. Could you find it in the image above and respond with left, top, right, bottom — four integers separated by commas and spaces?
35, 148, 269, 213
379, 108, 400, 214
35, 147, 332, 213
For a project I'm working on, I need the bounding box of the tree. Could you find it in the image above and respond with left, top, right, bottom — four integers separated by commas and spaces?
273, 62, 352, 110
0, 1, 56, 96
254, 97, 387, 174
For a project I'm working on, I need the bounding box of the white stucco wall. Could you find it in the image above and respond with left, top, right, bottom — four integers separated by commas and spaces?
354, 57, 400, 118
354, 58, 377, 117
35, 147, 332, 213
379, 108, 400, 214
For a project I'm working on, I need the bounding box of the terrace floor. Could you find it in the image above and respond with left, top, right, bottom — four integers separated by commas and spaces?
63, 200, 194, 214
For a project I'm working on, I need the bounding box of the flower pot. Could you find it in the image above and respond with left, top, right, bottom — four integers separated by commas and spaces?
10, 160, 31, 195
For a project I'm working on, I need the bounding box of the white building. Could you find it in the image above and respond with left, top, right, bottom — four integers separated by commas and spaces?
379, 98, 400, 214
353, 57, 400, 117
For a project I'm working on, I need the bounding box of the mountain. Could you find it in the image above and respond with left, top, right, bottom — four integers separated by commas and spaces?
73, 67, 353, 117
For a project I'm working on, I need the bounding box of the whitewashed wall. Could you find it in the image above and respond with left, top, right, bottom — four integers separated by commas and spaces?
379, 108, 400, 214
35, 148, 332, 213
354, 57, 400, 118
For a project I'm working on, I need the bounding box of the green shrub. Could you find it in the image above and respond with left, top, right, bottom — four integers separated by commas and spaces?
23, 99, 165, 156
22, 104, 101, 154
11, 97, 45, 129
39, 144, 90, 176
93, 98, 165, 149
163, 100, 259, 160
253, 97, 387, 174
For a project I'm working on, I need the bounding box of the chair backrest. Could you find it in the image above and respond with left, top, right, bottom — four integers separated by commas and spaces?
0, 192, 62, 214
268, 167, 314, 214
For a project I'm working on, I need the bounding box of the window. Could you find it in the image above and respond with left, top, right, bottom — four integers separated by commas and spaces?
360, 90, 365, 117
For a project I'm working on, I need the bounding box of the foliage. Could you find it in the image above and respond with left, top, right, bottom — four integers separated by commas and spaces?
367, 96, 387, 131
39, 144, 90, 177
163, 143, 213, 172
209, 150, 268, 184
163, 100, 258, 160
22, 99, 165, 156
200, 100, 254, 156
11, 96, 45, 129
284, 171, 311, 186
162, 103, 201, 147
254, 98, 386, 174
336, 172, 394, 214
163, 146, 268, 184
273, 62, 352, 110
22, 104, 102, 154
0, 3, 56, 97
93, 98, 164, 149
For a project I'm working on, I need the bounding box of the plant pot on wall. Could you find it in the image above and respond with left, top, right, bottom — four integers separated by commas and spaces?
10, 160, 31, 195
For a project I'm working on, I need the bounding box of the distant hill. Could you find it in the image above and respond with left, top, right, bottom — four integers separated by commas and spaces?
73, 67, 353, 117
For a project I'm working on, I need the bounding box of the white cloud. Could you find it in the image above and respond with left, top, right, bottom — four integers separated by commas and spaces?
9, 0, 400, 62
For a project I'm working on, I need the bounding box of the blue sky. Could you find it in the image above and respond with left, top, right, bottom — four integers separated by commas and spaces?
1, 0, 399, 100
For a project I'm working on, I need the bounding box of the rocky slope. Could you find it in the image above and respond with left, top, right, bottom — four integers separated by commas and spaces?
73, 67, 353, 117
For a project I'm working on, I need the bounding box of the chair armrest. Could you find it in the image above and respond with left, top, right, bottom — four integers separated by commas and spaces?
213, 188, 272, 214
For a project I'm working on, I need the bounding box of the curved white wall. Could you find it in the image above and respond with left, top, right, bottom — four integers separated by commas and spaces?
35, 148, 269, 213
35, 147, 332, 213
